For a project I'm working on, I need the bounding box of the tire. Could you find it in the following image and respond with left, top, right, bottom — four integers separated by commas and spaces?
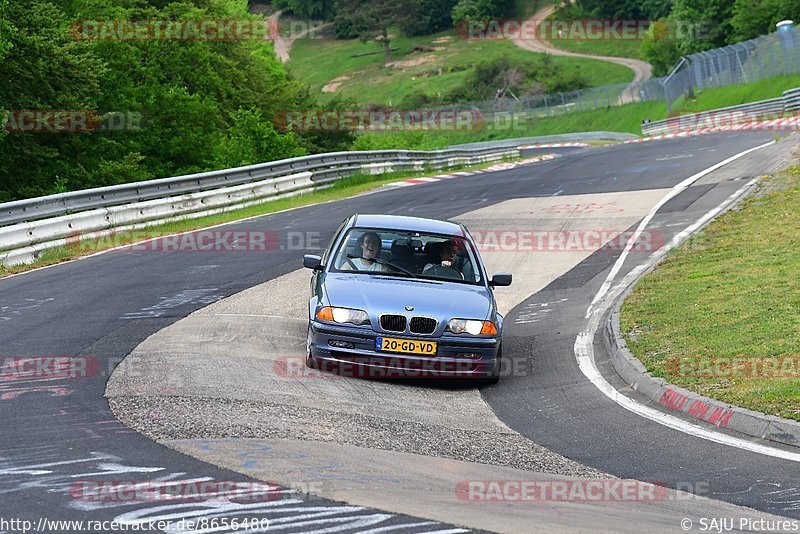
480, 345, 502, 386
306, 324, 317, 369
306, 352, 317, 369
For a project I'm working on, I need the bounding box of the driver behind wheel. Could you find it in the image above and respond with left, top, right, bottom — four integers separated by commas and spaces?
342, 231, 387, 272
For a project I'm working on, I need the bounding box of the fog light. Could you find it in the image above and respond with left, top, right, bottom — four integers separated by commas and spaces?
329, 340, 355, 349
456, 352, 482, 359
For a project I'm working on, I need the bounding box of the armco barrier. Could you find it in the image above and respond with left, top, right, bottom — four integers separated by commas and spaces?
448, 131, 638, 150
641, 97, 786, 136
783, 87, 800, 114
0, 147, 518, 266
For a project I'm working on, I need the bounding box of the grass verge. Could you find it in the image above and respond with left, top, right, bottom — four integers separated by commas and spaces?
0, 155, 525, 278
349, 74, 800, 150
620, 164, 800, 421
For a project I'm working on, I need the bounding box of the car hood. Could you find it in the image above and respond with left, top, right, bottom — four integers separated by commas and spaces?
322, 272, 493, 323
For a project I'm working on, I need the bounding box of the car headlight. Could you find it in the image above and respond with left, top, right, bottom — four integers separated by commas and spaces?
316, 306, 370, 326
446, 319, 497, 336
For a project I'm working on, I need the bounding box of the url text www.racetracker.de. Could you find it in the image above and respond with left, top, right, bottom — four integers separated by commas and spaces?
0, 517, 270, 533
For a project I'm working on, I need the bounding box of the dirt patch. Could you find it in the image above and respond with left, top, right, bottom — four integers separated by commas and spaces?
388, 54, 436, 68
411, 45, 446, 53
432, 36, 452, 44
322, 75, 350, 92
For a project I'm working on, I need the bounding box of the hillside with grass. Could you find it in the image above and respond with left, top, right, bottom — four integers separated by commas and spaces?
288, 27, 634, 107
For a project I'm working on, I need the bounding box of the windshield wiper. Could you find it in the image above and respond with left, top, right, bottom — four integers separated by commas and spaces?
346, 253, 417, 278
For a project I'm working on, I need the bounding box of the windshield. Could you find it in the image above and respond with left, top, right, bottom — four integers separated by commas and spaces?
331, 227, 483, 284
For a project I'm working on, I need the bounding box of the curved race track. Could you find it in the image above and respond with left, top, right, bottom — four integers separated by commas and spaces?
1, 133, 799, 532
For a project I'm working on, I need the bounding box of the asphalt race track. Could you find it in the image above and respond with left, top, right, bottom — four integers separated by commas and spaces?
2, 132, 799, 532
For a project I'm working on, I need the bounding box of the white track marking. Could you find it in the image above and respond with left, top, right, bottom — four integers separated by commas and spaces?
576, 141, 800, 462
588, 140, 774, 315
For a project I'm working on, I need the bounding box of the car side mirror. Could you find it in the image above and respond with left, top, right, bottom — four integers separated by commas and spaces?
303, 254, 323, 271
490, 272, 512, 287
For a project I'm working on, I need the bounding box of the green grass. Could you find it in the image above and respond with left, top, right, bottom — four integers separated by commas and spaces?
620, 167, 800, 421
348, 100, 665, 149
0, 156, 523, 278
544, 37, 645, 60
288, 28, 634, 106
674, 74, 800, 113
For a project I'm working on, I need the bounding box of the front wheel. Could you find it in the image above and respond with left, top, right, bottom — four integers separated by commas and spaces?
306, 325, 317, 369
485, 345, 501, 385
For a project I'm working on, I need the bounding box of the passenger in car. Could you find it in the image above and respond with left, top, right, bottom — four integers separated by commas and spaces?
423, 240, 456, 272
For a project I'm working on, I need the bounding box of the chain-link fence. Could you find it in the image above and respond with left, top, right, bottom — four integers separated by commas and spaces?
663, 25, 800, 113
469, 24, 800, 119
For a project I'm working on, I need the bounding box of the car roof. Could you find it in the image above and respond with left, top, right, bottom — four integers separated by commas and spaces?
351, 214, 465, 237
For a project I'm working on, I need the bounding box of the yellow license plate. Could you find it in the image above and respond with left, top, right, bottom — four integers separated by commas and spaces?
376, 337, 437, 355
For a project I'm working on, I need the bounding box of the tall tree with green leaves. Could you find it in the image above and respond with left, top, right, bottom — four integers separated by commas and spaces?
669, 0, 734, 52
333, 0, 413, 65
0, 0, 14, 146
730, 0, 800, 42
0, 0, 353, 203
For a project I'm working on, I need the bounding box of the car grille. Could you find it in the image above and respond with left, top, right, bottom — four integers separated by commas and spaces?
380, 314, 407, 332
410, 317, 437, 334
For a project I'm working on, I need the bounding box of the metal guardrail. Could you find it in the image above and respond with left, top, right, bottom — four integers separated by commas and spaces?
641, 91, 795, 136
783, 87, 800, 113
447, 131, 638, 150
0, 146, 519, 266
0, 147, 509, 227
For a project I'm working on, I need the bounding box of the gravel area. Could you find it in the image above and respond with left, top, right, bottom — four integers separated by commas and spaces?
109, 395, 609, 478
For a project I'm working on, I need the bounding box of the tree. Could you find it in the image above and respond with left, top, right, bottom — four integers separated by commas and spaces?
334, 0, 412, 65
451, 0, 501, 24
566, 0, 672, 19
272, 0, 336, 19
0, 0, 14, 147
0, 0, 339, 202
399, 0, 458, 36
730, 0, 800, 42
641, 19, 683, 76
668, 0, 734, 53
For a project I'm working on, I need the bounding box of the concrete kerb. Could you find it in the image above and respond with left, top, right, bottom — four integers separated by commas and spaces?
602, 178, 800, 449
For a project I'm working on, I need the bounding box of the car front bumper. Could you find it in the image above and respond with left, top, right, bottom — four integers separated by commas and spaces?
308, 320, 500, 379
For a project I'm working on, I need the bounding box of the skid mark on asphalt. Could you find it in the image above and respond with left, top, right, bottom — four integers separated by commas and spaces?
121, 289, 226, 320
0, 297, 55, 322
515, 298, 569, 325
0, 448, 449, 533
